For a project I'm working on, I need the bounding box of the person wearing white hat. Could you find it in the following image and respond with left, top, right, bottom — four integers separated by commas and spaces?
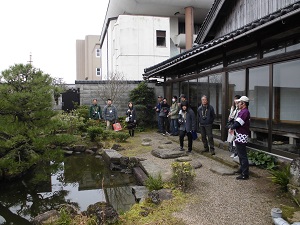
229, 95, 250, 180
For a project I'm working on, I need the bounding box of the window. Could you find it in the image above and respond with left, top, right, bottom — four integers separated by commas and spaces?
273, 59, 300, 122
156, 30, 166, 47
96, 68, 101, 76
96, 49, 100, 57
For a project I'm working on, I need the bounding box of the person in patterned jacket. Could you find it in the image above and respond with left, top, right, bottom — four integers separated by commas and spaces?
229, 96, 250, 180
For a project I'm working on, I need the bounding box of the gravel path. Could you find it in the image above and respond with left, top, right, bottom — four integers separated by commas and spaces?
136, 132, 287, 225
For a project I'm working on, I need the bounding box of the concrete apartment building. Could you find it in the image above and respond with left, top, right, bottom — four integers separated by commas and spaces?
76, 35, 101, 81
100, 0, 214, 81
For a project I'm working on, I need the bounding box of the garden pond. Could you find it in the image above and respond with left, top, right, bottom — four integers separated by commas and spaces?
0, 154, 137, 224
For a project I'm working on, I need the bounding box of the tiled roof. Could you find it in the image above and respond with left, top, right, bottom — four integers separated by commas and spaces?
143, 2, 300, 79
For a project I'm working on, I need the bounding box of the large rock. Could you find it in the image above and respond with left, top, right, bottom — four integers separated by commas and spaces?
151, 148, 186, 159
139, 160, 172, 182
133, 166, 148, 185
32, 210, 59, 225
131, 186, 149, 203
84, 202, 118, 224
102, 149, 123, 164
148, 189, 173, 204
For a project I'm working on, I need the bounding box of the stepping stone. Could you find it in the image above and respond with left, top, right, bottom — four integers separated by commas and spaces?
190, 160, 203, 169
142, 142, 151, 146
139, 160, 172, 182
102, 149, 123, 164
151, 148, 186, 159
176, 156, 193, 162
209, 166, 235, 175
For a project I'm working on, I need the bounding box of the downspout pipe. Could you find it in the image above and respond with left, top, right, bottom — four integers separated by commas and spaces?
271, 208, 300, 225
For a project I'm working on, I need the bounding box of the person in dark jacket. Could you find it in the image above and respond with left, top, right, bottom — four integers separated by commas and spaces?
89, 99, 102, 120
178, 101, 196, 153
159, 98, 170, 135
126, 102, 137, 137
154, 96, 163, 133
197, 95, 216, 155
103, 98, 118, 130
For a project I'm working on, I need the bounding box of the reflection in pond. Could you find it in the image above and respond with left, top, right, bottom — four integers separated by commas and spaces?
0, 154, 136, 224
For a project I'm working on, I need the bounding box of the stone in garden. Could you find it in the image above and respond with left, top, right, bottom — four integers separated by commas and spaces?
210, 166, 235, 175
133, 166, 148, 185
32, 210, 59, 225
139, 160, 172, 182
148, 189, 173, 204
151, 148, 186, 159
131, 186, 149, 203
111, 143, 125, 151
89, 146, 98, 152
73, 145, 86, 152
63, 150, 73, 156
142, 142, 151, 146
84, 202, 118, 224
176, 156, 193, 162
190, 160, 203, 169
85, 149, 95, 154
290, 158, 300, 187
120, 156, 130, 167
102, 149, 123, 164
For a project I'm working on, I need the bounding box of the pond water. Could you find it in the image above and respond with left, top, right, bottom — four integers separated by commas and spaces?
0, 154, 137, 224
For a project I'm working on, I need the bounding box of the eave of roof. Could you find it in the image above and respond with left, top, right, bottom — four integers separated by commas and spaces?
143, 2, 300, 80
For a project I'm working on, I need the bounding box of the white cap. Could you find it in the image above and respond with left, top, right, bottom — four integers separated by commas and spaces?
237, 96, 249, 102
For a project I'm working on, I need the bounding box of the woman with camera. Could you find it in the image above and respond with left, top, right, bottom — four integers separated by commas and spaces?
178, 101, 196, 153
197, 95, 216, 155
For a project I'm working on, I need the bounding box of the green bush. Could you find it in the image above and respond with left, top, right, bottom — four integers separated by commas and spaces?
171, 162, 195, 192
87, 126, 104, 141
109, 131, 130, 142
145, 173, 164, 191
269, 164, 291, 192
247, 150, 277, 170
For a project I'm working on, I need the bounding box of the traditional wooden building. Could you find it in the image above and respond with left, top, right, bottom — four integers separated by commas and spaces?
143, 0, 300, 159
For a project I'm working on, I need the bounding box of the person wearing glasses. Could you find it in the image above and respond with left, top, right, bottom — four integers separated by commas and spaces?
229, 96, 251, 180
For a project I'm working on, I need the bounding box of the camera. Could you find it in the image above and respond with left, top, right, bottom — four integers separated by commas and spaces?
202, 116, 207, 120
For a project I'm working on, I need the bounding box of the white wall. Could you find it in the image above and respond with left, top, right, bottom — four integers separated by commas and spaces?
102, 15, 171, 80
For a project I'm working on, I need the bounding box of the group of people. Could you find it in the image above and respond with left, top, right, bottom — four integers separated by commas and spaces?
155, 94, 251, 180
90, 93, 251, 180
154, 94, 216, 155
89, 98, 137, 136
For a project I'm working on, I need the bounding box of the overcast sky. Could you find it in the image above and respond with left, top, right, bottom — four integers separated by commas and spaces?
0, 0, 109, 84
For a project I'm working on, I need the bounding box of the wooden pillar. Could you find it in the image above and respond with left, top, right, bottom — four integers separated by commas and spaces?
185, 6, 194, 50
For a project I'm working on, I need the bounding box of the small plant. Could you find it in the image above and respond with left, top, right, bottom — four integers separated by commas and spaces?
87, 127, 104, 141
171, 162, 195, 192
247, 150, 277, 170
109, 132, 130, 142
145, 173, 164, 191
56, 208, 72, 225
268, 164, 291, 192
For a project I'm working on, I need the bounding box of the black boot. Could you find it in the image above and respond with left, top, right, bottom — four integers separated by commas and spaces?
132, 130, 135, 137
129, 130, 132, 136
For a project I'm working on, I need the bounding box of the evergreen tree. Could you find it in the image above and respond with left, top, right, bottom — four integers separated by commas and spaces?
0, 64, 58, 178
129, 81, 156, 127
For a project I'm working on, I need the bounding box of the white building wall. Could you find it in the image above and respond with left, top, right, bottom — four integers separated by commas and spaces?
103, 15, 171, 80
